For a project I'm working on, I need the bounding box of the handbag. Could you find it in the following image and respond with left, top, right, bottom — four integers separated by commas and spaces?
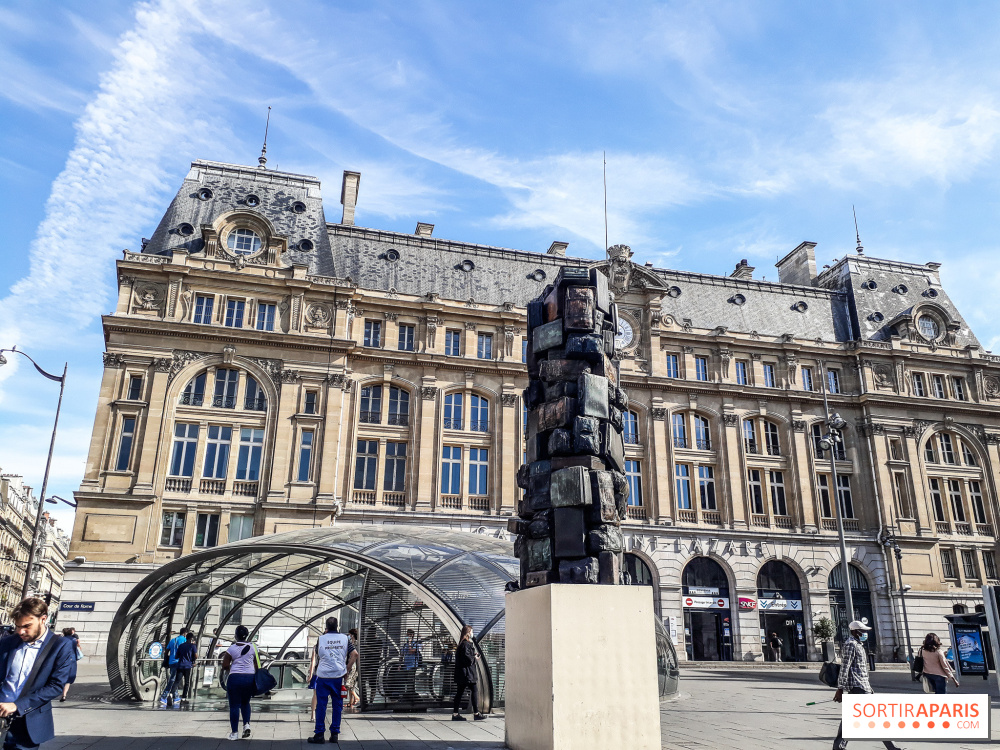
75, 646, 84, 662
921, 675, 934, 693
818, 661, 841, 688
251, 645, 277, 696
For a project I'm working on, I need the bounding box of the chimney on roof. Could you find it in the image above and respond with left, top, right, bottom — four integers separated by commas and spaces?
415, 222, 434, 237
775, 241, 818, 286
730, 258, 755, 280
547, 241, 569, 256
340, 171, 361, 226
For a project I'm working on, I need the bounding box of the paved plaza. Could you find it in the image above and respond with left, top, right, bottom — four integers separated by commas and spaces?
42, 665, 999, 749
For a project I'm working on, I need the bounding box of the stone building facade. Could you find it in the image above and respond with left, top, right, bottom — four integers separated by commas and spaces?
64, 159, 1000, 661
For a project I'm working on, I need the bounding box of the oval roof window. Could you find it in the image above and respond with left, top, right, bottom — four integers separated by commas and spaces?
792, 301, 808, 313
666, 286, 682, 298
299, 239, 314, 252
460, 259, 475, 272
730, 294, 746, 306
292, 201, 307, 214
530, 269, 546, 281
869, 312, 884, 323
893, 284, 909, 294
385, 249, 400, 262
246, 194, 260, 207
198, 188, 213, 201
924, 288, 939, 298
178, 223, 194, 236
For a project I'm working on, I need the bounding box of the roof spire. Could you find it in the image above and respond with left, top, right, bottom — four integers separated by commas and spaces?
853, 205, 864, 254
258, 106, 271, 169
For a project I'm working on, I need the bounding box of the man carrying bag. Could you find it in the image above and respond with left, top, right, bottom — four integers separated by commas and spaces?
0, 598, 76, 749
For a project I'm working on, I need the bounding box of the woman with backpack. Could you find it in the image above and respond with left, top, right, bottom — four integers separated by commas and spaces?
916, 632, 959, 694
451, 625, 485, 722
220, 625, 259, 740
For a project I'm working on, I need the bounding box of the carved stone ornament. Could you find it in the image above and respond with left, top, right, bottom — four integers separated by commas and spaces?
103, 352, 125, 368
248, 357, 281, 384
749, 330, 761, 340
902, 425, 918, 438
501, 393, 518, 407
682, 345, 694, 354
153, 358, 171, 373
607, 244, 634, 295
791, 420, 806, 432
306, 304, 332, 328
383, 311, 398, 322
465, 321, 477, 330
280, 369, 301, 384
421, 386, 439, 401
326, 372, 346, 388
222, 344, 237, 364
132, 282, 165, 312
986, 433, 1000, 445
651, 407, 667, 421
386, 287, 399, 299
873, 364, 894, 389
984, 376, 1000, 398
334, 299, 351, 309
167, 351, 206, 384
913, 419, 934, 438
722, 414, 739, 427
502, 325, 517, 359
681, 318, 694, 333
465, 298, 478, 309
502, 301, 515, 312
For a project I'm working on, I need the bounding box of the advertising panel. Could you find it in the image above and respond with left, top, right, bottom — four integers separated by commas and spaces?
953, 625, 988, 676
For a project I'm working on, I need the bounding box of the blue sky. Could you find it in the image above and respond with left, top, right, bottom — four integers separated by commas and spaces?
3, 0, 1000, 529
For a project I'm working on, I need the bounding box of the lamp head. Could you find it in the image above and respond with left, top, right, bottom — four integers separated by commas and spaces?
0, 353, 6, 367
828, 413, 847, 430
818, 436, 833, 451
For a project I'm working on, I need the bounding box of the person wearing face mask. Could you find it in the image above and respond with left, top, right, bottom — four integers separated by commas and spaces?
832, 621, 907, 750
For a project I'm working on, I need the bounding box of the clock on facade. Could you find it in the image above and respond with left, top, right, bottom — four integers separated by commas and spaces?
615, 318, 635, 349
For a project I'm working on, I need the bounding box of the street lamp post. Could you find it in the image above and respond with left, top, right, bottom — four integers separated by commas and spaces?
879, 528, 914, 666
0, 347, 67, 600
819, 363, 856, 637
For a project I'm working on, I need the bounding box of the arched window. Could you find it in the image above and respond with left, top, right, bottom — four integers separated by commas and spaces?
694, 415, 711, 450
388, 386, 409, 426
623, 411, 639, 444
227, 227, 262, 255
743, 419, 758, 454
828, 563, 875, 646
682, 557, 729, 595
763, 421, 780, 456
470, 395, 489, 432
213, 368, 239, 409
953, 603, 968, 614
444, 393, 463, 430
624, 553, 655, 587
812, 423, 846, 460
181, 372, 206, 406
757, 560, 801, 594
672, 413, 687, 449
244, 376, 266, 411
359, 385, 382, 424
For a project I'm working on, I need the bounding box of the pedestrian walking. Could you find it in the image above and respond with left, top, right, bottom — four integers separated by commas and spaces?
345, 629, 360, 709
400, 629, 421, 701
359, 626, 382, 706
0, 597, 77, 750
768, 632, 783, 662
832, 620, 907, 750
451, 625, 485, 722
307, 617, 358, 744
176, 632, 198, 702
220, 626, 258, 741
58, 629, 80, 702
916, 633, 958, 694
159, 627, 187, 707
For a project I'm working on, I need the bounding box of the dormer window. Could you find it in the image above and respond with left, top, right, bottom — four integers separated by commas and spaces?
917, 315, 940, 340
227, 228, 262, 255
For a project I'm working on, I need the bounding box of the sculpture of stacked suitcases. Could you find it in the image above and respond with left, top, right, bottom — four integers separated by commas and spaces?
510, 266, 629, 587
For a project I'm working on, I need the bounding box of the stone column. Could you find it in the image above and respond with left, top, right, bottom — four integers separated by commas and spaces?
414, 378, 439, 511
649, 401, 671, 524
500, 388, 519, 515
266, 375, 302, 500
903, 430, 933, 534
790, 418, 817, 531
723, 414, 748, 528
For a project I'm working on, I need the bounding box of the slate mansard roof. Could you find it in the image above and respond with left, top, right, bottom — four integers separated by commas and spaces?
138, 159, 981, 348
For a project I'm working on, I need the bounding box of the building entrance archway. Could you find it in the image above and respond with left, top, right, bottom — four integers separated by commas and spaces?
757, 560, 806, 662
828, 564, 877, 656
682, 557, 732, 661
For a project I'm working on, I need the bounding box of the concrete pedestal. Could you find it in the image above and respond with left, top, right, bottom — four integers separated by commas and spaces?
504, 585, 661, 750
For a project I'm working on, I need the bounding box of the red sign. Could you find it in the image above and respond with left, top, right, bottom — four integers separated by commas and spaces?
685, 597, 693, 606
739, 597, 757, 610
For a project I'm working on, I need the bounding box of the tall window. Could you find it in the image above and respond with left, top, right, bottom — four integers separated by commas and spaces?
893, 472, 913, 519
763, 421, 780, 456
127, 375, 143, 400
928, 478, 946, 522
477, 332, 493, 359
953, 377, 967, 401
445, 329, 462, 356
203, 425, 232, 479
748, 469, 764, 514
441, 446, 462, 495
388, 386, 409, 426
182, 372, 206, 406
224, 299, 245, 328
962, 440, 977, 466
925, 438, 937, 464
193, 294, 214, 324
623, 411, 639, 444
161, 511, 185, 547
698, 466, 716, 510
244, 376, 266, 411
811, 424, 825, 456
626, 460, 643, 507
115, 417, 136, 472
947, 479, 966, 522
297, 429, 314, 482
970, 481, 987, 524
236, 428, 264, 481
983, 551, 998, 581
827, 369, 841, 394
360, 385, 382, 424
912, 373, 926, 397
170, 424, 200, 477
398, 324, 415, 351
769, 470, 787, 515
837, 475, 855, 518
522, 340, 527, 363
256, 303, 276, 331
672, 413, 687, 449
939, 434, 956, 464
735, 361, 748, 385
695, 357, 708, 381
214, 368, 239, 408
675, 464, 691, 510
364, 320, 382, 347
384, 442, 407, 492
470, 394, 489, 432
763, 363, 776, 388
743, 420, 758, 454
444, 393, 463, 430
932, 374, 946, 399
817, 475, 832, 518
665, 354, 679, 378
694, 415, 711, 450
801, 367, 814, 391
469, 448, 489, 495
962, 549, 979, 580
195, 513, 220, 547
228, 515, 254, 543
304, 390, 318, 415
940, 549, 957, 579
354, 440, 378, 490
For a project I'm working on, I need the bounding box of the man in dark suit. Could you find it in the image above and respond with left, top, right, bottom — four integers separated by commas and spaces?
0, 598, 75, 749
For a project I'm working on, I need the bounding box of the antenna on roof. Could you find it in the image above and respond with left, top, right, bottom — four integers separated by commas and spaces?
603, 151, 609, 252
853, 205, 864, 255
258, 106, 271, 169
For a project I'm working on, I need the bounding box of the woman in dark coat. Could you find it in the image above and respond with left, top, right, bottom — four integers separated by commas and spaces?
451, 625, 485, 721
